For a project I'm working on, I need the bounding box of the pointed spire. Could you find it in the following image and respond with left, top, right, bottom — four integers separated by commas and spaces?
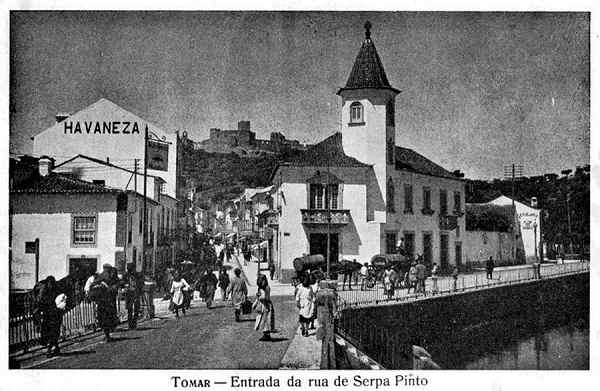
337, 21, 400, 95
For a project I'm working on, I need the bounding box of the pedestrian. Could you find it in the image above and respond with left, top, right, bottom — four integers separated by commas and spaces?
486, 256, 494, 279
430, 263, 439, 294
243, 246, 251, 266
415, 260, 427, 294
226, 243, 233, 263
226, 268, 248, 322
170, 271, 191, 318
88, 264, 120, 342
200, 269, 218, 309
359, 262, 369, 291
122, 262, 143, 329
267, 262, 274, 280
309, 271, 321, 330
218, 268, 230, 301
383, 265, 395, 299
452, 265, 459, 291
254, 274, 275, 341
407, 262, 418, 294
34, 276, 64, 357
295, 275, 315, 337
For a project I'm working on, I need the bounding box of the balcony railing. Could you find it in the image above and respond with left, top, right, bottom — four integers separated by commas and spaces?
301, 209, 351, 225
439, 214, 458, 230
259, 209, 279, 227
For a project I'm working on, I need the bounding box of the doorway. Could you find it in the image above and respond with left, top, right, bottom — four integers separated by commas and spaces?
440, 234, 449, 270
309, 233, 339, 264
68, 257, 98, 285
423, 233, 432, 268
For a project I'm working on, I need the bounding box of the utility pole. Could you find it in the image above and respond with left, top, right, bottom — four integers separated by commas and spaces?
566, 192, 573, 254
134, 158, 139, 193
142, 126, 148, 276
504, 163, 523, 264
326, 148, 331, 280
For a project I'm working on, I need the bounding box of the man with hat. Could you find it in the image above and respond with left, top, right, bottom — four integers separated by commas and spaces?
123, 262, 144, 329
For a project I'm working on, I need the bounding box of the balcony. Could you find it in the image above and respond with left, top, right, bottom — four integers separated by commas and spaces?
439, 214, 458, 230
301, 209, 351, 225
258, 209, 279, 227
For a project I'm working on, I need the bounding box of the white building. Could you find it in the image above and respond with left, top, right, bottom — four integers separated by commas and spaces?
485, 195, 541, 263
32, 98, 178, 198
268, 23, 466, 282
9, 157, 178, 290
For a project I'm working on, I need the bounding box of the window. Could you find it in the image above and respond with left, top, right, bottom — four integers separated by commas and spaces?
138, 202, 143, 234
350, 102, 364, 124
73, 216, 97, 245
404, 232, 415, 260
422, 232, 432, 266
309, 184, 339, 210
387, 178, 395, 212
385, 232, 397, 254
128, 215, 132, 244
454, 191, 462, 214
422, 187, 433, 215
404, 184, 413, 214
440, 190, 448, 216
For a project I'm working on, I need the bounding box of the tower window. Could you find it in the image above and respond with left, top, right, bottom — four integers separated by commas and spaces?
350, 102, 364, 124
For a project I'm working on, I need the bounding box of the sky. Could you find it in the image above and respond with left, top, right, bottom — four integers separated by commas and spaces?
9, 11, 589, 179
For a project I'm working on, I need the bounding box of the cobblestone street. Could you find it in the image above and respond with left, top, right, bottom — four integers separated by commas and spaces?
29, 295, 297, 369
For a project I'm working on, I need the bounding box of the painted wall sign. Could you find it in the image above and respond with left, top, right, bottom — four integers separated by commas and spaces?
63, 121, 143, 135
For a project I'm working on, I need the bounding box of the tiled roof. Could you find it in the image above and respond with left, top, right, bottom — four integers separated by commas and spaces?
395, 146, 458, 180
11, 173, 120, 194
283, 132, 370, 168
338, 35, 399, 94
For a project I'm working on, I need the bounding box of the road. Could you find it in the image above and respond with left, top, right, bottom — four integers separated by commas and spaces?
32, 295, 298, 369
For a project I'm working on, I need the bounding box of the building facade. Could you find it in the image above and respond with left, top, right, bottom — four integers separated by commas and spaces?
269, 23, 466, 282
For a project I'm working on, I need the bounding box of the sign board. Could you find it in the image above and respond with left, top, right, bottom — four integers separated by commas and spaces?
147, 139, 169, 171
25, 241, 37, 254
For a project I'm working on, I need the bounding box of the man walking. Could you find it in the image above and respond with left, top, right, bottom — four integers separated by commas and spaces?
218, 268, 230, 301
226, 268, 248, 322
415, 259, 427, 294
486, 256, 495, 279
123, 262, 143, 329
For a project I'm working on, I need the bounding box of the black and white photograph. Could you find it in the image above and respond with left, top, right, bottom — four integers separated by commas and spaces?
3, 4, 594, 382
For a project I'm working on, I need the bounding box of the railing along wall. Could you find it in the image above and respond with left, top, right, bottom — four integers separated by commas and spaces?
337, 261, 590, 309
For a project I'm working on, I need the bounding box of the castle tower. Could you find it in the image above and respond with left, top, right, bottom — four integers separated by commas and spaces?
337, 21, 400, 220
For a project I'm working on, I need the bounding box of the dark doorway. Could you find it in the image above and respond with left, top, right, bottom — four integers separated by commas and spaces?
455, 242, 462, 267
423, 233, 432, 268
309, 233, 339, 264
440, 234, 449, 270
69, 258, 98, 285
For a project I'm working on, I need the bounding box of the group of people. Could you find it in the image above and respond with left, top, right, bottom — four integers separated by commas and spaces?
225, 268, 276, 341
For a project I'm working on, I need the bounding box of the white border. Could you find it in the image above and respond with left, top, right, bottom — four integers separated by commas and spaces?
1, 2, 597, 391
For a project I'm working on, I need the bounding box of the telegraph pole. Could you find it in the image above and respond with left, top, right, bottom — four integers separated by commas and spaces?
134, 158, 139, 193
504, 163, 523, 263
142, 126, 148, 275
326, 148, 331, 280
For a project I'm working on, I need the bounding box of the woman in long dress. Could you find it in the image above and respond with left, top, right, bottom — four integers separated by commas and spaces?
34, 276, 64, 357
170, 271, 191, 317
255, 274, 275, 341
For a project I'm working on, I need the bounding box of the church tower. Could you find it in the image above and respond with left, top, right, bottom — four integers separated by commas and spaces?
337, 21, 400, 221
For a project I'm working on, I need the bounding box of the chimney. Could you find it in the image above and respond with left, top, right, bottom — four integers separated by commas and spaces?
55, 112, 71, 123
38, 156, 55, 176
238, 121, 250, 132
